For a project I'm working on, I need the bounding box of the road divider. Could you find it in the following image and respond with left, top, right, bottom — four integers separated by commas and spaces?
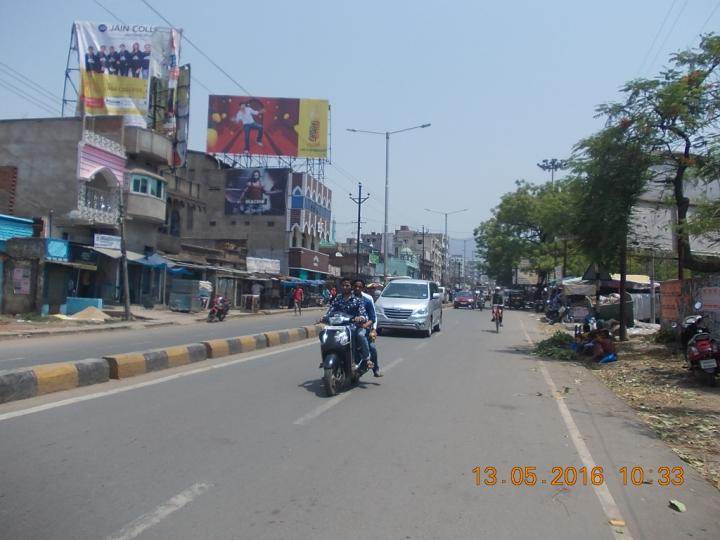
0, 358, 109, 403
0, 324, 325, 403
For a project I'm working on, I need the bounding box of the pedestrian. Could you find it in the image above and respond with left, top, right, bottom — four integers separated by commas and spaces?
292, 285, 304, 315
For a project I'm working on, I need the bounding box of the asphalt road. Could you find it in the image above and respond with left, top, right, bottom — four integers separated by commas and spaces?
0, 309, 718, 539
0, 311, 320, 371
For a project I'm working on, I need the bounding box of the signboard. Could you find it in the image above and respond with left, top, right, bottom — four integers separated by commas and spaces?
225, 168, 289, 215
699, 286, 720, 312
289, 248, 329, 273
207, 95, 328, 158
246, 257, 281, 274
74, 21, 180, 127
94, 234, 121, 250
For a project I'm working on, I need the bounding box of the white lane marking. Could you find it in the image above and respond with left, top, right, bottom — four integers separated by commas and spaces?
414, 342, 428, 350
0, 357, 25, 362
105, 482, 211, 540
293, 357, 405, 426
0, 341, 315, 423
521, 320, 631, 540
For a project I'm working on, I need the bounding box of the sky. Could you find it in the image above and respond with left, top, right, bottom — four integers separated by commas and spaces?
1, 0, 718, 254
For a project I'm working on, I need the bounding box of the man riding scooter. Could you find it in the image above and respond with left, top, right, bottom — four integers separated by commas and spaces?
491, 286, 505, 327
354, 278, 383, 377
319, 277, 370, 370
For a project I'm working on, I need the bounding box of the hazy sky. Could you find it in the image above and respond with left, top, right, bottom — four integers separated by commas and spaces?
1, 0, 718, 250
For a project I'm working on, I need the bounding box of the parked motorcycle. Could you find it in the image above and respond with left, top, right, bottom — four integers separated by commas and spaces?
207, 296, 230, 322
681, 302, 719, 386
318, 313, 372, 396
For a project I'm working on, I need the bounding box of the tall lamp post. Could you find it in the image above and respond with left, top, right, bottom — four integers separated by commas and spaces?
425, 207, 468, 286
347, 123, 431, 283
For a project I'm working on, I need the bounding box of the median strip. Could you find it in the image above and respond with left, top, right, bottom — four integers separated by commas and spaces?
0, 324, 324, 404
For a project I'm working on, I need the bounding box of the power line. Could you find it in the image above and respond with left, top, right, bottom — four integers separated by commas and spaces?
0, 63, 62, 104
0, 78, 60, 115
141, 0, 253, 96
648, 0, 689, 73
699, 0, 720, 34
637, 0, 678, 76
93, 0, 127, 24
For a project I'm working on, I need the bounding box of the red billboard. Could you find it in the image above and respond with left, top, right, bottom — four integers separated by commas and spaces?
206, 95, 328, 158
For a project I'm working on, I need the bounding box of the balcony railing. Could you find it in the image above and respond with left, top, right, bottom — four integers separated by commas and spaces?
78, 184, 119, 225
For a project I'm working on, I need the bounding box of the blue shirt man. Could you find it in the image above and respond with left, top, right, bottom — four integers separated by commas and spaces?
322, 278, 370, 366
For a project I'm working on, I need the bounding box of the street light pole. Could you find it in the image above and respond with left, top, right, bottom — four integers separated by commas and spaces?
347, 122, 431, 283
425, 207, 468, 286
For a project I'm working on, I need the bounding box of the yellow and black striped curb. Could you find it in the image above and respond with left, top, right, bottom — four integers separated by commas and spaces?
0, 325, 326, 402
104, 343, 207, 379
0, 359, 109, 404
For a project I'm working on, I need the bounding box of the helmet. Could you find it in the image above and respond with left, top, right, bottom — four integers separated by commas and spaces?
495, 286, 501, 291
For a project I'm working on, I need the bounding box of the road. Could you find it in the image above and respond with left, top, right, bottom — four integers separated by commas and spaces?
0, 309, 718, 539
0, 311, 320, 371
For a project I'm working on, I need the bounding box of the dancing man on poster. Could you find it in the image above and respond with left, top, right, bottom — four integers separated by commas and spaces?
234, 102, 265, 154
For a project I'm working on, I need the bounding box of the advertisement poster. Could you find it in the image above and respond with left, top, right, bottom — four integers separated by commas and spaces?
12, 267, 31, 295
75, 21, 179, 127
207, 96, 328, 158
224, 168, 289, 215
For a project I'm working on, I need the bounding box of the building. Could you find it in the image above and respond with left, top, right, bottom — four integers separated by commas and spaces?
379, 226, 445, 282
0, 116, 175, 313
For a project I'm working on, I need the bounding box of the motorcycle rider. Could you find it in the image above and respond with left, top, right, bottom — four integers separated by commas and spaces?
491, 286, 505, 326
354, 278, 383, 377
320, 277, 369, 369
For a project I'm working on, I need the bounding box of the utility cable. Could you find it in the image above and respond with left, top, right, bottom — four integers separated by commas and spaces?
637, 0, 678, 76
648, 0, 689, 73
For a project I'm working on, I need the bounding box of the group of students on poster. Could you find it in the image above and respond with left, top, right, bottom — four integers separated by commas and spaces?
84, 43, 151, 79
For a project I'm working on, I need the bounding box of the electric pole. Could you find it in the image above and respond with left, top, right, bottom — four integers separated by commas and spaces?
421, 226, 426, 279
118, 191, 132, 321
349, 183, 370, 279
537, 158, 569, 187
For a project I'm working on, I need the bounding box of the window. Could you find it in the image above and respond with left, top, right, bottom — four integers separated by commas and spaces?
244, 221, 250, 226
267, 221, 275, 227
131, 174, 165, 200
230, 220, 236, 225
209, 220, 217, 227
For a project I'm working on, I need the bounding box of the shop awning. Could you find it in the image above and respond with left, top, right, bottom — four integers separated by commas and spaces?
47, 260, 97, 271
91, 247, 146, 262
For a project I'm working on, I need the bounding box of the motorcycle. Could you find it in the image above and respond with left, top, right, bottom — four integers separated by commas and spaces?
207, 296, 230, 322
546, 304, 572, 325
681, 302, 719, 386
318, 313, 373, 396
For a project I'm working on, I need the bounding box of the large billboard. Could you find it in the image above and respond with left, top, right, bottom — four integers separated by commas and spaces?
75, 21, 181, 127
207, 96, 328, 158
224, 168, 290, 215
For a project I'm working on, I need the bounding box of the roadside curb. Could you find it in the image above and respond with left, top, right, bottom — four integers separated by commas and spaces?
0, 324, 324, 403
193, 306, 324, 322
0, 359, 109, 403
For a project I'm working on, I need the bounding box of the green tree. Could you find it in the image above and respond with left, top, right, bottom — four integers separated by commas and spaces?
597, 34, 720, 275
571, 125, 657, 339
474, 179, 585, 285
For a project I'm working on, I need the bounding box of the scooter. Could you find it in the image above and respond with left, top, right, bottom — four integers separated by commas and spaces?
318, 313, 372, 396
207, 296, 230, 322
681, 302, 719, 386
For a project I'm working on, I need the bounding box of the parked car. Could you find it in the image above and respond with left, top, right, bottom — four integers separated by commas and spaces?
376, 279, 443, 337
453, 290, 476, 309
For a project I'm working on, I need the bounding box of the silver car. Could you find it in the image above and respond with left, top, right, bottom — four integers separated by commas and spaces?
376, 279, 443, 337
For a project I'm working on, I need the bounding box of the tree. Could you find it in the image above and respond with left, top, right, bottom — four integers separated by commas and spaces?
597, 34, 720, 275
474, 179, 586, 286
571, 125, 657, 339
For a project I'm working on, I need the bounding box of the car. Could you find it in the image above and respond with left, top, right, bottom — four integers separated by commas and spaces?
453, 290, 476, 309
376, 279, 443, 337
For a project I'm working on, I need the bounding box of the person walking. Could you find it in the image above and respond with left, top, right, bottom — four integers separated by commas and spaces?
292, 286, 304, 316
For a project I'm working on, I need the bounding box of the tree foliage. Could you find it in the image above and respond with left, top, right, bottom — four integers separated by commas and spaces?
597, 34, 720, 272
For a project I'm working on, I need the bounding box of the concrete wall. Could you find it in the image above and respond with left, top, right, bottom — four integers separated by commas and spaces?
0, 118, 83, 219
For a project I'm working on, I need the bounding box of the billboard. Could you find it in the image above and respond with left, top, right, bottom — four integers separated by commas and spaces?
224, 168, 290, 215
74, 21, 180, 127
207, 96, 328, 158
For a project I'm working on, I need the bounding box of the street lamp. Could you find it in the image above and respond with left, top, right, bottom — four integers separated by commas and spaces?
425, 207, 468, 286
347, 122, 431, 283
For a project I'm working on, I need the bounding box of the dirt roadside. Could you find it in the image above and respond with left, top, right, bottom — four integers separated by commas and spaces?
536, 323, 720, 490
